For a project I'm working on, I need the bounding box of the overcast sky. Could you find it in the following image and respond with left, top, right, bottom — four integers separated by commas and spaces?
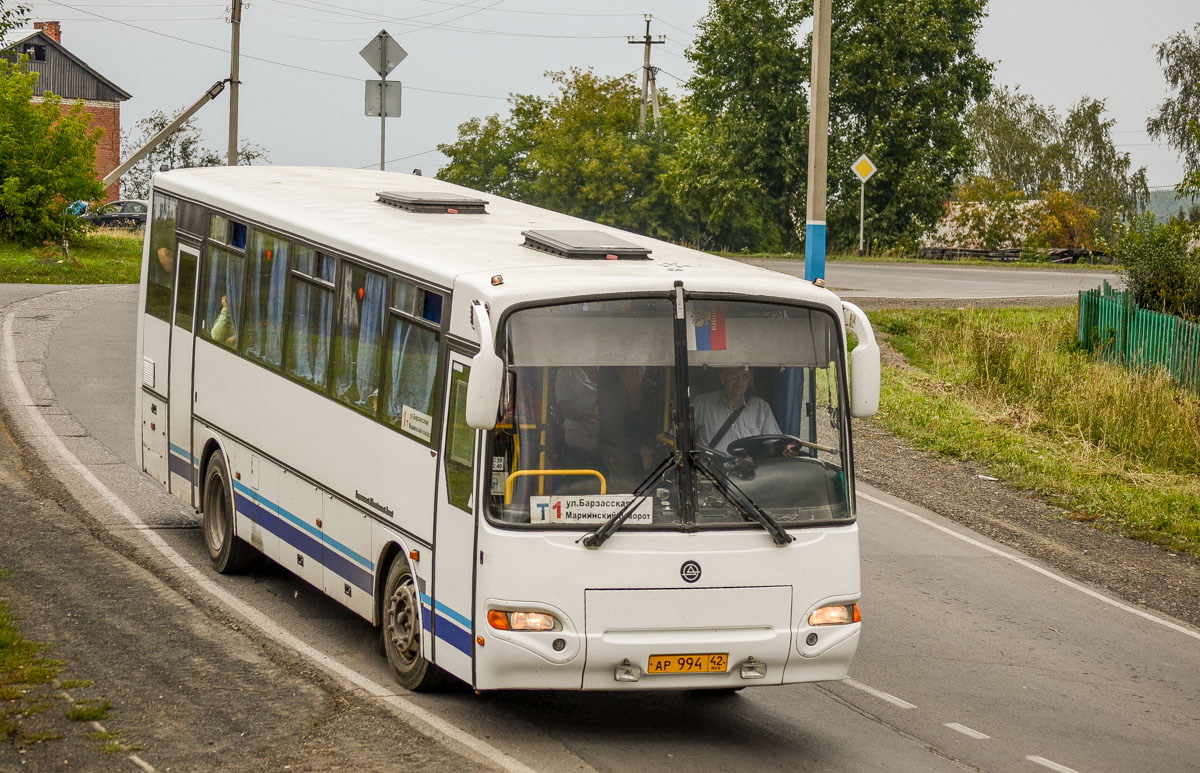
22, 1, 1199, 191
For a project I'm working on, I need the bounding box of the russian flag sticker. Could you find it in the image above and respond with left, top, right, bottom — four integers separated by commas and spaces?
687, 304, 727, 351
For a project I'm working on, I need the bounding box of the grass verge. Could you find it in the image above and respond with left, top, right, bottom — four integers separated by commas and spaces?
0, 229, 142, 284
870, 306, 1200, 556
1, 593, 64, 743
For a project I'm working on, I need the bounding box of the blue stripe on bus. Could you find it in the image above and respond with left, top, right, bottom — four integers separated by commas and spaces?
232, 480, 373, 571
168, 451, 192, 481
233, 491, 374, 594
169, 443, 197, 465
434, 613, 473, 655
420, 593, 472, 656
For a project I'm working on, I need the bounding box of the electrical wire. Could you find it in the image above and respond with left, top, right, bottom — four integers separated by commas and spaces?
42, 0, 509, 99
357, 147, 441, 169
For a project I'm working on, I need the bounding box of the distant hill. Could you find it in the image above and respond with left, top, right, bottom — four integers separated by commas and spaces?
1147, 189, 1199, 222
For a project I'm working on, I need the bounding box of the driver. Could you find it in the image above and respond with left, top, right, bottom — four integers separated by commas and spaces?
693, 366, 787, 455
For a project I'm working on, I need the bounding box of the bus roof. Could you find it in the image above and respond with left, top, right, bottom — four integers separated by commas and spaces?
152, 166, 833, 307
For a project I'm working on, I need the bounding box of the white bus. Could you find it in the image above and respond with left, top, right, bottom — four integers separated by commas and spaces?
135, 166, 880, 692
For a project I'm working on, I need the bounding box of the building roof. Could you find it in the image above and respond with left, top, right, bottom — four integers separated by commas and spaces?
1, 27, 131, 100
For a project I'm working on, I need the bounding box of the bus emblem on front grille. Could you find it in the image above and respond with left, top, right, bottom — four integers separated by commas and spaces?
680, 560, 702, 583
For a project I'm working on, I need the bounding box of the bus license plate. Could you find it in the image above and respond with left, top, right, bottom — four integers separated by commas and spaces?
648, 653, 729, 674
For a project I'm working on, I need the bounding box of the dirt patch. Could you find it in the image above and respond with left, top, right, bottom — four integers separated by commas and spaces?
0, 409, 481, 771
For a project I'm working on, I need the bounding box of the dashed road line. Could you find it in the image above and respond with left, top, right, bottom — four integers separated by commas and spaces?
843, 677, 916, 709
3, 306, 536, 773
1026, 755, 1079, 773
859, 491, 1200, 642
943, 722, 989, 740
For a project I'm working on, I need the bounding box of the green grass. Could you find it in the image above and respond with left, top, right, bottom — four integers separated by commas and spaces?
870, 306, 1200, 556
64, 699, 110, 722
0, 229, 142, 284
1, 594, 65, 746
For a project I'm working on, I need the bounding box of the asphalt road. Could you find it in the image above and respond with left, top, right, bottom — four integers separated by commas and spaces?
5, 273, 1196, 773
745, 259, 1119, 298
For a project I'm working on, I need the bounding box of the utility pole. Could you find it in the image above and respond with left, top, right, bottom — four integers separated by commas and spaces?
226, 0, 242, 166
627, 15, 664, 131
648, 66, 661, 123
805, 0, 831, 282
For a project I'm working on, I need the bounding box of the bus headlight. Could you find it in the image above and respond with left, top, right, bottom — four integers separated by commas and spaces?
487, 609, 558, 631
808, 603, 860, 626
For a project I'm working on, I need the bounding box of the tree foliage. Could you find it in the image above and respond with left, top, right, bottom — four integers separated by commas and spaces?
438, 68, 685, 240
0, 56, 104, 245
967, 88, 1148, 243
120, 109, 268, 199
1147, 22, 1200, 191
817, 0, 992, 251
683, 0, 810, 250
1117, 214, 1200, 322
0, 1, 29, 38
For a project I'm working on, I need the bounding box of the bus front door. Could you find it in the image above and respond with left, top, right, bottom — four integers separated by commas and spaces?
431, 352, 478, 684
167, 243, 200, 505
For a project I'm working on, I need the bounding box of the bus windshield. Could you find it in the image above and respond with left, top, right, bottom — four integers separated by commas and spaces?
486, 297, 851, 532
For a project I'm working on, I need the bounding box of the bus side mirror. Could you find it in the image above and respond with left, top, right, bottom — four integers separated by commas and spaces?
466, 301, 504, 430
842, 301, 880, 418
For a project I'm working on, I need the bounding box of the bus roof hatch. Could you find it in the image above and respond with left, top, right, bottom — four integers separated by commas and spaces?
376, 191, 489, 214
521, 230, 651, 260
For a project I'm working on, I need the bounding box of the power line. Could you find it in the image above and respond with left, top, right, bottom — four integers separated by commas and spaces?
357, 147, 441, 169
43, 0, 508, 100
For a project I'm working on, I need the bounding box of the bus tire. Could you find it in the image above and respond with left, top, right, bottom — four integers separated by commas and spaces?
381, 560, 444, 692
202, 450, 255, 574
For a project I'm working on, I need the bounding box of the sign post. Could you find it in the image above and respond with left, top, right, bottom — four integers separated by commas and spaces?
850, 154, 877, 256
359, 30, 407, 171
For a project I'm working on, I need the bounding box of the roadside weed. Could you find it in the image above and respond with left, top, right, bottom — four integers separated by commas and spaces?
872, 306, 1200, 555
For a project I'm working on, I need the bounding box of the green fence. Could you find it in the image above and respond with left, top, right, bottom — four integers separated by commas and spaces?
1078, 280, 1200, 395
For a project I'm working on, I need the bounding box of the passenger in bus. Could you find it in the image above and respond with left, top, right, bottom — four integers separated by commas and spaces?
553, 366, 599, 468
598, 366, 664, 489
693, 366, 793, 455
209, 295, 238, 347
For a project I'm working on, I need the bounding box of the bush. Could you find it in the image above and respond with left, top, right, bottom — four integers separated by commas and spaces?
0, 56, 104, 246
1117, 214, 1200, 321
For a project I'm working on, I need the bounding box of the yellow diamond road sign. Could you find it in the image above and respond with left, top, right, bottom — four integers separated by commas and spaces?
851, 154, 877, 183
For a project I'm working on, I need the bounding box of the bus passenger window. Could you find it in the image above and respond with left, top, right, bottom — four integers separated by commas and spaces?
145, 194, 177, 322
444, 363, 474, 511
174, 251, 197, 332
382, 315, 438, 442
242, 229, 290, 368
285, 247, 335, 389
199, 247, 245, 349
332, 263, 387, 413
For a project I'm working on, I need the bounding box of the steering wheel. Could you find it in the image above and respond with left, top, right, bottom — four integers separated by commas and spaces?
726, 434, 806, 461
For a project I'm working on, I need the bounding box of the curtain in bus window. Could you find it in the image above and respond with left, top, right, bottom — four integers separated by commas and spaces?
145, 194, 177, 322
243, 230, 289, 367
200, 247, 244, 349
286, 279, 333, 388
333, 266, 386, 411
383, 317, 438, 439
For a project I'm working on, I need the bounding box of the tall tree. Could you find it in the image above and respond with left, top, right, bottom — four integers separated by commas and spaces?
815, 0, 992, 250
684, 0, 810, 250
0, 56, 103, 244
438, 69, 685, 240
119, 109, 267, 199
968, 88, 1148, 243
1147, 22, 1200, 190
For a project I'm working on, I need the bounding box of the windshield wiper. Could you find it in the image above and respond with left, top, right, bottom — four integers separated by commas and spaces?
690, 452, 794, 546
580, 454, 675, 548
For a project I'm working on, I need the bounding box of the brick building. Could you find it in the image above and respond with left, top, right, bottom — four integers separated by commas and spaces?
1, 21, 131, 201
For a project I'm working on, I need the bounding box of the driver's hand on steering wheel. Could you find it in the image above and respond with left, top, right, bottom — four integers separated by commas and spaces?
782, 444, 799, 458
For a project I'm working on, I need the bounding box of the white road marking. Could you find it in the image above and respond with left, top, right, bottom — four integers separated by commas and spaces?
843, 677, 916, 709
3, 308, 535, 773
943, 722, 989, 740
61, 687, 157, 771
859, 492, 1200, 642
1026, 755, 1079, 773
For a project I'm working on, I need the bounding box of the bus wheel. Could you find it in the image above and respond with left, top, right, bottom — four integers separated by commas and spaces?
202, 450, 255, 574
382, 560, 444, 692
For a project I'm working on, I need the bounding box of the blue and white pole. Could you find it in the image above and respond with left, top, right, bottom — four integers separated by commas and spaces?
804, 0, 831, 283
804, 220, 826, 282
